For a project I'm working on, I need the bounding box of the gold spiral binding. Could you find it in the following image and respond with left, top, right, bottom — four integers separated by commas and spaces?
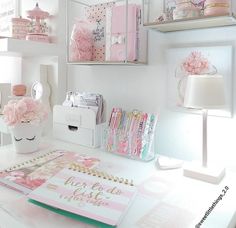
69, 163, 134, 187
0, 150, 64, 174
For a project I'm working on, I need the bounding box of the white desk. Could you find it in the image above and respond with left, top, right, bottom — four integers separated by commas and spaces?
0, 139, 235, 228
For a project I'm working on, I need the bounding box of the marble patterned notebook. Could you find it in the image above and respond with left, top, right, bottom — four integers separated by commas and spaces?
28, 163, 136, 227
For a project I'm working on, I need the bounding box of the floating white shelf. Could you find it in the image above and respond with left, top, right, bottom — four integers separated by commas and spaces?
0, 38, 59, 57
144, 14, 236, 33
67, 61, 146, 66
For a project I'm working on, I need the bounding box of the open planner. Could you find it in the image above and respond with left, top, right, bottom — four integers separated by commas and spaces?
28, 163, 137, 227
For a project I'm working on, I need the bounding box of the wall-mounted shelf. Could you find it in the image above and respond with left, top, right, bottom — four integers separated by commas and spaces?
0, 38, 59, 57
66, 0, 147, 65
144, 14, 236, 33
67, 61, 146, 66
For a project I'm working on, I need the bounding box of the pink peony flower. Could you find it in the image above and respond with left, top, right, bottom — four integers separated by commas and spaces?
181, 51, 209, 75
3, 97, 48, 127
20, 97, 38, 112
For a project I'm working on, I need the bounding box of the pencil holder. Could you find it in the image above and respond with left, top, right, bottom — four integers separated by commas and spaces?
102, 108, 158, 162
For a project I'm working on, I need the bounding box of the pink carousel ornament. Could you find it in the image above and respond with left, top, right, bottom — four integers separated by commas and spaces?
26, 3, 50, 43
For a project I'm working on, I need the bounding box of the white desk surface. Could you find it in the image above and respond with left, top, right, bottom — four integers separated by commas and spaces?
0, 139, 235, 228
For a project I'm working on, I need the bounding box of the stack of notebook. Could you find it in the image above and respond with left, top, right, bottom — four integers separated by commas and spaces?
0, 150, 136, 227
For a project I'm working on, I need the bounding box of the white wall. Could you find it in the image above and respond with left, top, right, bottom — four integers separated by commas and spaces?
67, 31, 167, 114
67, 26, 236, 169
0, 56, 22, 84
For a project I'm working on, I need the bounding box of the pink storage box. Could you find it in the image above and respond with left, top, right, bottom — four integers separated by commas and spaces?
204, 0, 230, 16
11, 18, 30, 40
110, 4, 140, 62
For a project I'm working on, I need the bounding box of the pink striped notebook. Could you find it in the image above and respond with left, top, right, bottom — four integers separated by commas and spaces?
28, 163, 136, 227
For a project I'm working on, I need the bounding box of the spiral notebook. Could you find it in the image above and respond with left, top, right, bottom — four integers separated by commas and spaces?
28, 163, 137, 227
0, 150, 100, 195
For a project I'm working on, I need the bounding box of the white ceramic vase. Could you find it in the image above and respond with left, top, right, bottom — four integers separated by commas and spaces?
10, 122, 42, 154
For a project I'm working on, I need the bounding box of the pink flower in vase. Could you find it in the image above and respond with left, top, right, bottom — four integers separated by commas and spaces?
181, 51, 209, 75
3, 97, 48, 127
21, 97, 38, 112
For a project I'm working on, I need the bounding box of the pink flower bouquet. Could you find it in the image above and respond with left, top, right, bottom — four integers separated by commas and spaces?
3, 97, 48, 127
181, 51, 209, 75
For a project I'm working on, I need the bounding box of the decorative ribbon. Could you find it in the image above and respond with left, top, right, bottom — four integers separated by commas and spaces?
111, 35, 125, 45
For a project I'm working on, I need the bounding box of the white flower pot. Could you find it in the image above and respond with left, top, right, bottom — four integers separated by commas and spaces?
10, 122, 42, 154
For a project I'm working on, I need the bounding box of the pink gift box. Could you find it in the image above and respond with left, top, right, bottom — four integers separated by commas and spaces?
204, 0, 230, 16
11, 17, 30, 39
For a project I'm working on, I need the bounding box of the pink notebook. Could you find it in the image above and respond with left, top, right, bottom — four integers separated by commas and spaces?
0, 150, 100, 195
110, 4, 140, 62
28, 163, 136, 227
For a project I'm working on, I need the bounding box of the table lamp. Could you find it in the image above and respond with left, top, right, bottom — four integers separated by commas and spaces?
183, 74, 225, 184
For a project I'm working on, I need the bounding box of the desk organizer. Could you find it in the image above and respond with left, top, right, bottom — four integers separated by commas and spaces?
102, 108, 158, 161
66, 0, 147, 64
53, 105, 103, 148
12, 18, 30, 40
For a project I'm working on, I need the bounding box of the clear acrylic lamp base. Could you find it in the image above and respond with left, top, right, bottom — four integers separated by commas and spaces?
183, 163, 225, 184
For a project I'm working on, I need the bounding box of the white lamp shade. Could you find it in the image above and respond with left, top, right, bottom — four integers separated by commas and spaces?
184, 75, 225, 109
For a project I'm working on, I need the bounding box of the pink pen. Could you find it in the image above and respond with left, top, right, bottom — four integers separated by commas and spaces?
129, 111, 138, 157
137, 113, 148, 157
132, 112, 141, 157
108, 108, 115, 128
107, 108, 117, 151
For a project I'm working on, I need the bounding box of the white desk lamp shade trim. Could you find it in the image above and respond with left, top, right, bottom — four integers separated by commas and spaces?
184, 75, 225, 109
